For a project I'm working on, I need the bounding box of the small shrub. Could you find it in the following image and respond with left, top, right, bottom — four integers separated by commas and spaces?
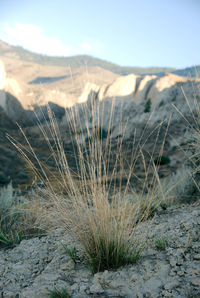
159, 100, 164, 107
46, 287, 71, 298
144, 98, 152, 113
154, 155, 170, 166
154, 237, 168, 250
172, 96, 176, 102
89, 126, 108, 141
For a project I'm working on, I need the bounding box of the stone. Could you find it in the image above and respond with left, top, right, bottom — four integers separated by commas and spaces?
90, 282, 104, 294
191, 279, 200, 287
193, 254, 200, 260
60, 259, 75, 270
164, 281, 179, 291
79, 284, 87, 293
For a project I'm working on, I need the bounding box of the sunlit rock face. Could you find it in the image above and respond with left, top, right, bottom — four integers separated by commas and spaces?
97, 72, 196, 108
78, 72, 199, 111
71, 72, 200, 141
147, 73, 188, 107
102, 74, 139, 98
78, 82, 100, 103
0, 59, 28, 124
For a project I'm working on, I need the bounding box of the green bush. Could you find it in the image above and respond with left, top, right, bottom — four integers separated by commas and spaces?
172, 96, 176, 102
159, 100, 164, 107
154, 155, 170, 166
92, 127, 108, 140
144, 98, 152, 113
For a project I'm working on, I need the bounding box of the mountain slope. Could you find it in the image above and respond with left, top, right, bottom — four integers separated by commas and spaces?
172, 66, 200, 78
0, 40, 175, 76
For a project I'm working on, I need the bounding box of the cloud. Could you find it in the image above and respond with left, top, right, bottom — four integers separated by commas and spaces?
79, 39, 104, 56
0, 23, 105, 57
80, 42, 92, 52
1, 23, 71, 56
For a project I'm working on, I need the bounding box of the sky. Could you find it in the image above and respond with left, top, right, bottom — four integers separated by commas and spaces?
0, 0, 199, 68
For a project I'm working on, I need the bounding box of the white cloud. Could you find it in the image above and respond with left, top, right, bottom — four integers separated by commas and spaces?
1, 23, 71, 56
79, 39, 104, 56
0, 23, 105, 58
80, 42, 92, 52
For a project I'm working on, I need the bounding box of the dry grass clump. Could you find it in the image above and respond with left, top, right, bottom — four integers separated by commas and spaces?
8, 96, 167, 272
0, 183, 46, 247
173, 83, 200, 204
0, 182, 22, 246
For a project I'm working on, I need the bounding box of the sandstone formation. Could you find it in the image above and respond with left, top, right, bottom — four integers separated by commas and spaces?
78, 82, 100, 103
71, 71, 200, 142
0, 60, 28, 124
78, 71, 199, 108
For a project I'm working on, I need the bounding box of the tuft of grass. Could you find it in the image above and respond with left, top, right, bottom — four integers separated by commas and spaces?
62, 244, 79, 263
86, 237, 142, 273
46, 287, 71, 298
0, 182, 46, 248
154, 237, 168, 250
8, 95, 169, 272
138, 195, 161, 219
0, 182, 24, 247
172, 80, 200, 204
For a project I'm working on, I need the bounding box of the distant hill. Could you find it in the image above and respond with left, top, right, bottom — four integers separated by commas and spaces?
172, 66, 200, 78
0, 40, 175, 76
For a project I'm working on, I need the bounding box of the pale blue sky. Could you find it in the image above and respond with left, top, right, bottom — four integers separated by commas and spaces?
0, 0, 199, 68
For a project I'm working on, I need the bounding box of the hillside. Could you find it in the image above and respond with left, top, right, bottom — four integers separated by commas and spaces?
0, 54, 119, 109
173, 66, 200, 78
0, 40, 175, 76
1, 51, 200, 189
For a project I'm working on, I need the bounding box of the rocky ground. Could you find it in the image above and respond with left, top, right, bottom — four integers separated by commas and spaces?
0, 203, 199, 298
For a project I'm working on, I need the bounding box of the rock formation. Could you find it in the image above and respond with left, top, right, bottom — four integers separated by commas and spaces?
78, 72, 199, 108
1, 56, 200, 130
0, 59, 27, 124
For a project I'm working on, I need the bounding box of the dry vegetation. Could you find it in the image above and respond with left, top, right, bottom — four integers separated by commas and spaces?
6, 95, 169, 272
2, 84, 200, 273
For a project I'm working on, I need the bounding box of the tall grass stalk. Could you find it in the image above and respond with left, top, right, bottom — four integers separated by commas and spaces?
172, 81, 200, 203
8, 95, 168, 272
